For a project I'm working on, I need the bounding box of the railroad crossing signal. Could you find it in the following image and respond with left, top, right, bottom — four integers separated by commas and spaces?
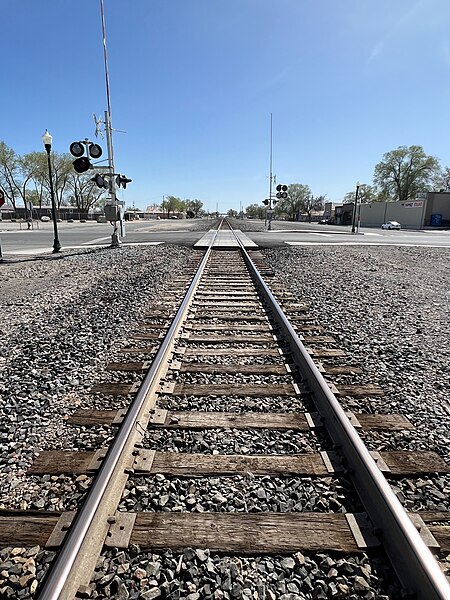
72, 157, 92, 173
69, 140, 103, 174
263, 198, 270, 206
91, 174, 109, 189
115, 175, 132, 189
90, 172, 132, 190
276, 184, 288, 199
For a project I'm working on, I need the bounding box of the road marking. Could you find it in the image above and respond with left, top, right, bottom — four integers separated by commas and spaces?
83, 237, 111, 244
286, 242, 450, 247
2, 241, 164, 256
136, 228, 191, 233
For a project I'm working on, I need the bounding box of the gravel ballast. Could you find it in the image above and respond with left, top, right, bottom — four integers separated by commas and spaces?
0, 241, 449, 599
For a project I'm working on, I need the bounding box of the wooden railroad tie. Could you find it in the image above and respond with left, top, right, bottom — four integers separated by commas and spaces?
27, 449, 449, 477
177, 347, 281, 357
159, 382, 301, 398
68, 408, 413, 432
0, 510, 447, 553
181, 334, 276, 344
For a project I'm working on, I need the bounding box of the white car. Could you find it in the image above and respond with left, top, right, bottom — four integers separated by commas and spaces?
40, 215, 51, 222
381, 221, 401, 230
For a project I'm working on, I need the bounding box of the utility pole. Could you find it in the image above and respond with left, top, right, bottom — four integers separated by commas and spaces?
100, 0, 122, 247
268, 113, 274, 230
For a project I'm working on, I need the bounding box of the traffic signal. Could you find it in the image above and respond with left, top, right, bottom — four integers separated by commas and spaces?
262, 198, 269, 206
73, 157, 92, 173
116, 175, 132, 189
276, 184, 288, 199
91, 174, 109, 189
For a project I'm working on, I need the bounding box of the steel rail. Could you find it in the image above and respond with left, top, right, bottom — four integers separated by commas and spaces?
39, 232, 219, 600
231, 228, 450, 600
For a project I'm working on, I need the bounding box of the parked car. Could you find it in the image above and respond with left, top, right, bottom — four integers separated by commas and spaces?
96, 215, 107, 223
40, 215, 51, 222
381, 221, 401, 230
319, 219, 330, 224
169, 215, 178, 219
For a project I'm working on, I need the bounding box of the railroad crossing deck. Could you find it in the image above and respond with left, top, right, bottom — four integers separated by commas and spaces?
194, 228, 258, 248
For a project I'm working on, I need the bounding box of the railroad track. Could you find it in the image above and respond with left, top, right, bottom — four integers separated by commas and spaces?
2, 220, 450, 599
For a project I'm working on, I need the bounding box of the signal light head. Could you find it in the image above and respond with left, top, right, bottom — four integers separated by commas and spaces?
115, 174, 132, 189
88, 143, 102, 159
70, 141, 84, 157
72, 157, 92, 173
262, 199, 269, 205
91, 174, 108, 188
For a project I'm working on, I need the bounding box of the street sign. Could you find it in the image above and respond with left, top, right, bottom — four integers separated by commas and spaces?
0, 190, 5, 208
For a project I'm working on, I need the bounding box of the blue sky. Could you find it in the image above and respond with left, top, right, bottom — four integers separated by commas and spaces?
2, 0, 450, 212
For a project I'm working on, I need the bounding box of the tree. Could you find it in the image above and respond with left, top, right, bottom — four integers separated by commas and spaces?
245, 203, 265, 219
185, 198, 203, 218
0, 141, 21, 210
24, 151, 49, 209
434, 166, 450, 192
303, 194, 326, 222
276, 183, 312, 220
67, 172, 106, 214
49, 153, 72, 209
374, 145, 440, 203
343, 184, 376, 204
164, 195, 185, 217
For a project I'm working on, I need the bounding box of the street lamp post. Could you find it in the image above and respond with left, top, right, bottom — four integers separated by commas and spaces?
42, 130, 61, 253
351, 181, 361, 234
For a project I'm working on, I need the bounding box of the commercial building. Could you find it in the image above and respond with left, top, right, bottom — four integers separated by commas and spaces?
334, 192, 450, 229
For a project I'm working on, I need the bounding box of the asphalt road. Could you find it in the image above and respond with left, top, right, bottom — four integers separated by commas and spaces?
1, 218, 449, 260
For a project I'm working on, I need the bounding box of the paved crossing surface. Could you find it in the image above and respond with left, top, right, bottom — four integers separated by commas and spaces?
194, 229, 258, 249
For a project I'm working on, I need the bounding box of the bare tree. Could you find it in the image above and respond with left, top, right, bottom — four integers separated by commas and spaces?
67, 172, 106, 215
0, 141, 21, 210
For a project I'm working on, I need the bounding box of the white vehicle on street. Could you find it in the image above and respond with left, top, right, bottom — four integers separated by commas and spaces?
40, 215, 51, 222
381, 221, 401, 230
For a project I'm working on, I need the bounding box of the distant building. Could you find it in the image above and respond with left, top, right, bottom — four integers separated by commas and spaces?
331, 192, 450, 229
360, 192, 450, 228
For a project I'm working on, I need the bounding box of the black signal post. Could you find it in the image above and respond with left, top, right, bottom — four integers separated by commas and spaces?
42, 130, 61, 254
351, 182, 361, 234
